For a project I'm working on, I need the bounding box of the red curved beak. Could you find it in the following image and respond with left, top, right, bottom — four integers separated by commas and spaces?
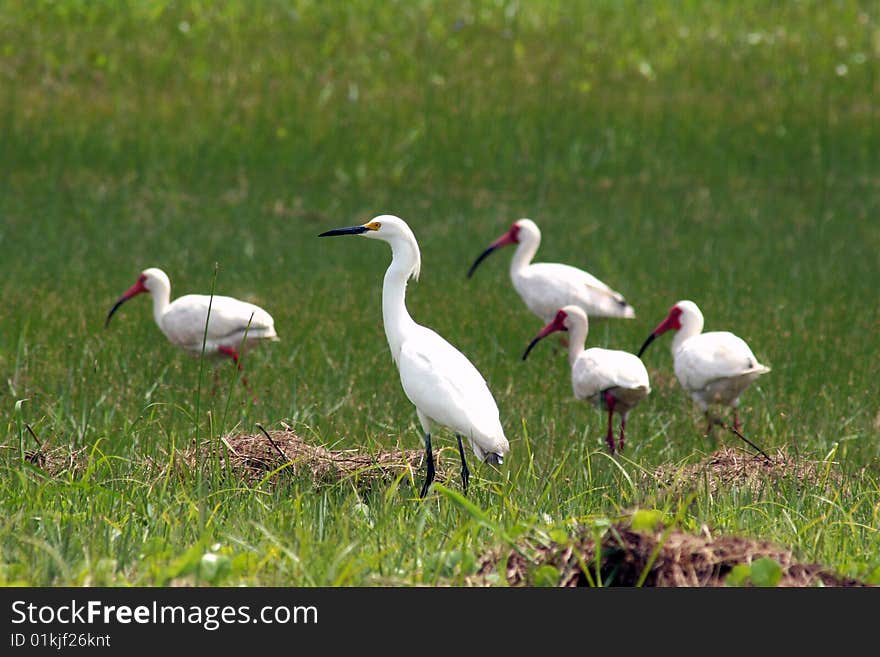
467, 229, 518, 278
651, 313, 679, 336
105, 279, 147, 327
522, 313, 567, 361
637, 310, 680, 357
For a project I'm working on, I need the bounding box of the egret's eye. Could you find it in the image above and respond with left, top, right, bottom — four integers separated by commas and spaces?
365, 221, 381, 231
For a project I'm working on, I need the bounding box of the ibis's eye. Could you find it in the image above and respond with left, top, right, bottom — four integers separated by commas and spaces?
365, 221, 381, 231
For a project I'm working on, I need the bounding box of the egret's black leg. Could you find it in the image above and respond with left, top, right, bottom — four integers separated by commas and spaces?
456, 434, 470, 494
419, 432, 435, 498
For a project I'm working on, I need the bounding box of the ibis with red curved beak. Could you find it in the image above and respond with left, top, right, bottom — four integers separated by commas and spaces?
523, 305, 650, 454
105, 267, 278, 383
637, 300, 770, 434
468, 218, 636, 323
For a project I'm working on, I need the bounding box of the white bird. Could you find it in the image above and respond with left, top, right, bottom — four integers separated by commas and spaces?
467, 218, 636, 323
637, 300, 770, 434
105, 267, 278, 386
319, 215, 509, 497
523, 305, 650, 454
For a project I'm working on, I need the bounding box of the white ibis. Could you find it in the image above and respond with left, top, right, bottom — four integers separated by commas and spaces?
523, 305, 650, 454
105, 267, 278, 386
319, 215, 509, 497
637, 300, 770, 436
468, 218, 636, 323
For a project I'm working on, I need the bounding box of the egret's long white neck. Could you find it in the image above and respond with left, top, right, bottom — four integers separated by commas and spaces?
150, 282, 172, 329
509, 231, 540, 277
381, 236, 421, 362
672, 312, 704, 353
567, 318, 589, 367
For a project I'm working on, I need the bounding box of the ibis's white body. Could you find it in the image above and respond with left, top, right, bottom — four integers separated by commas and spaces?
669, 302, 769, 413
138, 269, 277, 356
373, 217, 509, 463
157, 294, 278, 356
508, 220, 635, 322
564, 307, 650, 415
572, 348, 651, 413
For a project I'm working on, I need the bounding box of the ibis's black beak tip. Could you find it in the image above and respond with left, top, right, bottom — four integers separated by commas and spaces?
522, 337, 541, 361
636, 333, 657, 359
105, 299, 125, 328
467, 245, 497, 279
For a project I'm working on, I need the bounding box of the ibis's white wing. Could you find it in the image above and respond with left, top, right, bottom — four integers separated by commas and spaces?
572, 347, 651, 400
514, 262, 635, 321
161, 294, 276, 350
674, 331, 767, 392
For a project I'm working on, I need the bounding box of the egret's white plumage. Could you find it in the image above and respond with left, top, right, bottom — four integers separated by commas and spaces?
523, 305, 650, 453
638, 300, 769, 431
398, 335, 508, 464
319, 215, 509, 496
468, 218, 635, 322
105, 267, 278, 366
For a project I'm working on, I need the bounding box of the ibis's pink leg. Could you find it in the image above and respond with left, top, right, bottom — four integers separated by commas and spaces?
733, 410, 741, 433
603, 391, 616, 454
217, 345, 255, 401
618, 413, 627, 453
217, 345, 240, 365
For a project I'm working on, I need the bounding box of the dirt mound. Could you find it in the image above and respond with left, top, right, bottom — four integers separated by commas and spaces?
476, 518, 868, 587
649, 446, 841, 496
182, 425, 453, 489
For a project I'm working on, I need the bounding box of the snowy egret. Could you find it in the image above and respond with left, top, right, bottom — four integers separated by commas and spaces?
105, 267, 278, 385
637, 300, 770, 436
467, 219, 636, 323
319, 215, 509, 497
523, 305, 650, 453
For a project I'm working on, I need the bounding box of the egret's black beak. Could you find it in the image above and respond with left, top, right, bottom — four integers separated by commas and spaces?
318, 225, 370, 237
637, 333, 657, 358
467, 245, 498, 278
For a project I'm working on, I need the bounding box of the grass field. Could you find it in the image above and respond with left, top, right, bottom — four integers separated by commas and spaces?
1, 0, 879, 586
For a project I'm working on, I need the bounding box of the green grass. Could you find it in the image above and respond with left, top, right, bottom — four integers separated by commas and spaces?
1, 0, 878, 586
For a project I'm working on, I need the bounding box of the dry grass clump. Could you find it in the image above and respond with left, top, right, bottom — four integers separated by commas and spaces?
476, 518, 868, 587
1, 425, 87, 478
180, 425, 453, 489
649, 446, 841, 496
